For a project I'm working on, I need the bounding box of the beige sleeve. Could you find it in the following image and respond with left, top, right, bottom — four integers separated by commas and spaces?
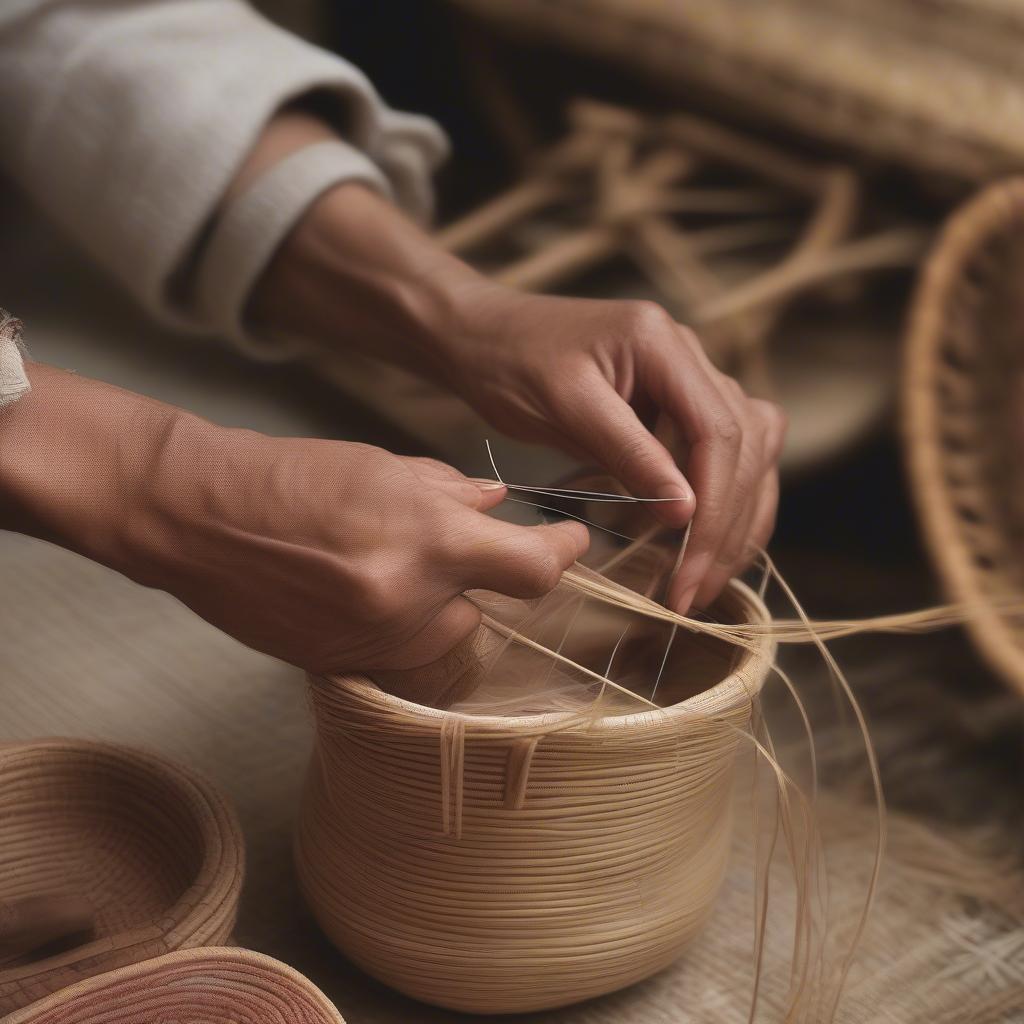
0, 312, 29, 411
0, 0, 448, 355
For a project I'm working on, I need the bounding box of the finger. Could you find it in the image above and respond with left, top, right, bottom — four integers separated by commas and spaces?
691, 403, 784, 607
562, 372, 695, 527
402, 457, 508, 510
377, 595, 484, 671
662, 378, 746, 613
451, 513, 590, 598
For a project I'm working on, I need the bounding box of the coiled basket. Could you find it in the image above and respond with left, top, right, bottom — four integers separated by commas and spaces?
0, 739, 243, 1012
296, 581, 772, 1013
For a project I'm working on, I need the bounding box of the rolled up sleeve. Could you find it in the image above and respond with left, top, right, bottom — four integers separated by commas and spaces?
0, 0, 448, 353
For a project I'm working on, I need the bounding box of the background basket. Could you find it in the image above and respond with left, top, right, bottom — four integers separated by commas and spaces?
903, 177, 1024, 698
446, 0, 1024, 186
0, 739, 244, 1012
296, 581, 772, 1014
5, 947, 344, 1024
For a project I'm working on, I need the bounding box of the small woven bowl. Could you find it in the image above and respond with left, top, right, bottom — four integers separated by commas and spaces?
5, 947, 344, 1024
903, 178, 1024, 697
297, 580, 772, 1014
0, 739, 244, 1012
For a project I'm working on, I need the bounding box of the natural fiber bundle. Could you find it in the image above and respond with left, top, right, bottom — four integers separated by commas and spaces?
296, 580, 773, 1014
0, 739, 244, 1013
4, 947, 345, 1024
903, 178, 1024, 699
446, 0, 1024, 184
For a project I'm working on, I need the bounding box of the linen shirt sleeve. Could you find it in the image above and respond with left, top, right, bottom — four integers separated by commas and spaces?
0, 0, 448, 357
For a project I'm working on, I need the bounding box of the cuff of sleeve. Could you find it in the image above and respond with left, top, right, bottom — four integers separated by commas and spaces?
192, 139, 391, 359
0, 312, 30, 410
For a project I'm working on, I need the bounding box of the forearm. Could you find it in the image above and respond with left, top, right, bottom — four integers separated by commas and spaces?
246, 116, 491, 386
0, 363, 183, 573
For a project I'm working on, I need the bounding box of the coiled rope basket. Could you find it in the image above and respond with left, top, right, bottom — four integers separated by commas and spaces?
0, 739, 243, 1013
5, 948, 345, 1024
296, 580, 772, 1013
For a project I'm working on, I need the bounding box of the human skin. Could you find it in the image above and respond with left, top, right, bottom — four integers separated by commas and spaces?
0, 363, 587, 674
0, 108, 784, 675
245, 109, 787, 612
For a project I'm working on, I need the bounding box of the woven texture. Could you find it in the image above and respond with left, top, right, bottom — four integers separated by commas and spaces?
1, 534, 1022, 1020
5, 947, 345, 1024
297, 581, 770, 1013
448, 0, 1024, 184
0, 738, 243, 1013
903, 178, 1024, 698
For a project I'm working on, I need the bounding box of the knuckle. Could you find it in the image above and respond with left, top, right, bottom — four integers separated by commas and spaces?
624, 299, 674, 338
523, 548, 564, 594
710, 411, 742, 448
609, 433, 652, 480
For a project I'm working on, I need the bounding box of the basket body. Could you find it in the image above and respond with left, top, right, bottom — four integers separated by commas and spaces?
297, 583, 771, 1013
0, 739, 243, 1012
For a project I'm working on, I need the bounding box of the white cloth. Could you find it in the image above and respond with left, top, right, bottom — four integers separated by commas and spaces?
0, 0, 448, 380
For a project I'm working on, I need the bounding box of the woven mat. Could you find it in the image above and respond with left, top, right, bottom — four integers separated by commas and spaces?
2, 530, 1023, 1022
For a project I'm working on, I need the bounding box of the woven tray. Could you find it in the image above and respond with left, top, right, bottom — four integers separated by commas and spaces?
5, 947, 344, 1024
903, 178, 1024, 698
447, 0, 1024, 185
0, 739, 244, 1012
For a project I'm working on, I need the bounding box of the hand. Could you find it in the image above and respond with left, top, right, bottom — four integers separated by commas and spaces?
438, 287, 786, 612
138, 427, 589, 673
248, 152, 784, 613
1, 365, 588, 675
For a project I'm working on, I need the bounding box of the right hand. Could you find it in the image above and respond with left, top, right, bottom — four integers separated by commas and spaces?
132, 421, 589, 675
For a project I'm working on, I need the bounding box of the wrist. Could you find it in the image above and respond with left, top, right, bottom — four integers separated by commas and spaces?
248, 180, 499, 386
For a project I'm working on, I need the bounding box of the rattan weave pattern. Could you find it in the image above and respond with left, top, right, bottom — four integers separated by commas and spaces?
903, 178, 1024, 698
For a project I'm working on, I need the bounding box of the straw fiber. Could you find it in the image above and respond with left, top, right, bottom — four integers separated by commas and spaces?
0, 739, 244, 1013
447, 0, 1024, 185
904, 177, 1024, 699
5, 947, 345, 1024
296, 581, 772, 1014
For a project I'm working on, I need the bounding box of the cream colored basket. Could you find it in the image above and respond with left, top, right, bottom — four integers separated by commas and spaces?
903, 178, 1024, 698
5, 948, 345, 1024
296, 581, 772, 1014
0, 739, 244, 1013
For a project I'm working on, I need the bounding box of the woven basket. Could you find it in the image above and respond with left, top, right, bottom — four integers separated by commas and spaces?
903, 178, 1024, 698
296, 580, 772, 1014
447, 0, 1024, 185
0, 739, 244, 1012
5, 947, 345, 1024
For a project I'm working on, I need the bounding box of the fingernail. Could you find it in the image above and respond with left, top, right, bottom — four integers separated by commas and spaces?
470, 477, 506, 491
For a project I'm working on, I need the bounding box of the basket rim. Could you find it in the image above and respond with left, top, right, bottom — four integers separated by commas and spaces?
902, 175, 1024, 697
3, 947, 344, 1024
0, 738, 244, 982
316, 578, 774, 733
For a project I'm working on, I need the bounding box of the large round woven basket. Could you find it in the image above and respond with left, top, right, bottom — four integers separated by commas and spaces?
903, 178, 1024, 698
296, 580, 772, 1014
0, 739, 244, 1012
5, 947, 344, 1024
447, 0, 1024, 185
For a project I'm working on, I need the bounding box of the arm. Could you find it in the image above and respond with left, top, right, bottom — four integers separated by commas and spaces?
0, 362, 587, 674
244, 116, 787, 612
